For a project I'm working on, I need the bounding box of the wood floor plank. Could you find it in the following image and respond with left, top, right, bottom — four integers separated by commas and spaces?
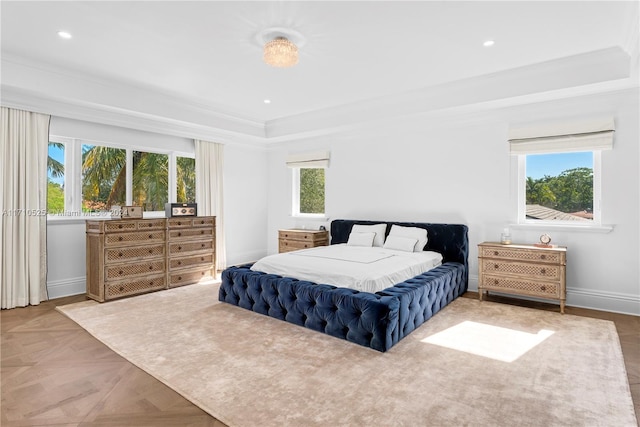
2, 293, 637, 426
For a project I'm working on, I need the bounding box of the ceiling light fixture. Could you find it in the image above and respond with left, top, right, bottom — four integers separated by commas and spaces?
264, 99, 271, 104
57, 31, 72, 39
263, 37, 298, 68
483, 40, 495, 47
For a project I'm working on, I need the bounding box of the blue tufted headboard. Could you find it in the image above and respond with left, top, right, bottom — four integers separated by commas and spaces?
330, 219, 469, 269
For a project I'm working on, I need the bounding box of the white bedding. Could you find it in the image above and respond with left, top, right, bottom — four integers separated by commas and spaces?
250, 244, 443, 293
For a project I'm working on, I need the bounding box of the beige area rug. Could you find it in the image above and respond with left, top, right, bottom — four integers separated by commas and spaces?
58, 283, 637, 427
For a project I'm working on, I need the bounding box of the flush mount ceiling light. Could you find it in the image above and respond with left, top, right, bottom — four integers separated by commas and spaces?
57, 31, 72, 39
256, 27, 306, 68
264, 37, 298, 67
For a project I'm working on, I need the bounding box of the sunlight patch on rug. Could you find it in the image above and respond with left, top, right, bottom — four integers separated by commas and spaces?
422, 320, 555, 362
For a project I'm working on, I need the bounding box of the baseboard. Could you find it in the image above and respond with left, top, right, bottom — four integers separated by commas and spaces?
566, 287, 640, 316
47, 276, 86, 299
468, 274, 639, 316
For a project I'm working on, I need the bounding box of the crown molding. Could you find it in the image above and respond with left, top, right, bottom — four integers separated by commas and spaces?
264, 47, 632, 142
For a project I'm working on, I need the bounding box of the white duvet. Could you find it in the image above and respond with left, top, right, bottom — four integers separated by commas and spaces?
250, 244, 443, 293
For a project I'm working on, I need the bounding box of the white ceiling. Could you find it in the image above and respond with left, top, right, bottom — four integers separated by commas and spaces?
1, 1, 638, 126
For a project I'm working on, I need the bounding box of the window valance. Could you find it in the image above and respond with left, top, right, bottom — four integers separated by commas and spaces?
286, 150, 330, 168
509, 117, 614, 155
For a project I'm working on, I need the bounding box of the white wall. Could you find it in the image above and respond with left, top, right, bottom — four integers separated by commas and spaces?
46, 118, 268, 298
266, 88, 640, 315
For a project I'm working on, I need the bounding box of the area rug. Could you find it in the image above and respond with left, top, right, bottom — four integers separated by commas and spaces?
57, 283, 637, 427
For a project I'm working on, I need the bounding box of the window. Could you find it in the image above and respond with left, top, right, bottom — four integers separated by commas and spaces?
510, 117, 613, 226
47, 136, 195, 218
132, 150, 168, 211
523, 152, 596, 222
47, 142, 65, 214
82, 144, 126, 212
176, 156, 196, 203
293, 168, 325, 215
287, 151, 329, 217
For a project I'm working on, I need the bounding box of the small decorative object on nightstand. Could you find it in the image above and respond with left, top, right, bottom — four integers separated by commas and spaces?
278, 229, 329, 253
478, 241, 567, 313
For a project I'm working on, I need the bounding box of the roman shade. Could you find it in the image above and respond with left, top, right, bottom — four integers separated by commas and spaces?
286, 150, 330, 168
509, 117, 614, 155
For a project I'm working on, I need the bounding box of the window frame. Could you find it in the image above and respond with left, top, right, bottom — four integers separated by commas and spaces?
516, 150, 603, 227
291, 167, 327, 219
47, 135, 195, 220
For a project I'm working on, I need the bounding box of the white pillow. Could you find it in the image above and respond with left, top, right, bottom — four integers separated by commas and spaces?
388, 225, 428, 252
347, 232, 376, 247
383, 235, 418, 252
351, 224, 387, 247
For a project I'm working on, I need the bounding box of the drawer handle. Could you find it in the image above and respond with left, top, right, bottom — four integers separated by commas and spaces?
201, 272, 205, 276
118, 270, 123, 275
148, 223, 153, 227
178, 246, 182, 250
494, 279, 499, 285
148, 234, 153, 239
149, 266, 153, 270
178, 276, 182, 281
494, 251, 499, 256
177, 221, 182, 226
201, 243, 205, 248
118, 236, 123, 241
201, 257, 205, 261
201, 220, 205, 224
541, 255, 546, 260
118, 252, 123, 257
200, 230, 204, 234
118, 224, 123, 229
541, 268, 546, 274
494, 264, 499, 269
304, 235, 308, 239
540, 285, 546, 291
148, 249, 153, 254
150, 281, 154, 286
178, 232, 182, 237
119, 286, 124, 291
304, 244, 309, 248
178, 261, 182, 265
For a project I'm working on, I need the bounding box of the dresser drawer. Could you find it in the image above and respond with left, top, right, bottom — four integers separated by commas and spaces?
480, 246, 562, 264
105, 221, 137, 233
168, 268, 214, 288
279, 239, 318, 252
481, 260, 561, 280
105, 274, 166, 300
168, 217, 215, 229
169, 239, 214, 255
278, 230, 328, 243
168, 227, 214, 240
105, 230, 165, 246
481, 274, 560, 298
169, 253, 214, 270
105, 244, 165, 263
105, 260, 165, 281
136, 219, 166, 230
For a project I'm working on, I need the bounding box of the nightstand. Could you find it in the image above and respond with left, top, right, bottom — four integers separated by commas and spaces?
278, 229, 329, 253
478, 242, 567, 313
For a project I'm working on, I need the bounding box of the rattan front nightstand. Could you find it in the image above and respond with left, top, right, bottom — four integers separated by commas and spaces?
478, 242, 567, 313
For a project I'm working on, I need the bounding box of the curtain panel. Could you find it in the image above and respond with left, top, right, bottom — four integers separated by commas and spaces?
1, 107, 51, 309
195, 140, 226, 271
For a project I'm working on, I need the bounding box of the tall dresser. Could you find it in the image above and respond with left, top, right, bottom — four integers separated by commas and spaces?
478, 242, 567, 313
86, 217, 216, 302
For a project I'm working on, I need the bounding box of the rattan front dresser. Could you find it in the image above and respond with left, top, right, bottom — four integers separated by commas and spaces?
86, 217, 216, 302
278, 229, 329, 253
478, 242, 567, 313
167, 217, 216, 288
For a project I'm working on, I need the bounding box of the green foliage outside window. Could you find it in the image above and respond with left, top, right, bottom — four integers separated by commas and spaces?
47, 181, 64, 213
177, 157, 196, 203
526, 167, 593, 215
299, 168, 325, 214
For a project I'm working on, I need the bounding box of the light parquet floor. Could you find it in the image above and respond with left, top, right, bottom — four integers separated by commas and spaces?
1, 292, 638, 426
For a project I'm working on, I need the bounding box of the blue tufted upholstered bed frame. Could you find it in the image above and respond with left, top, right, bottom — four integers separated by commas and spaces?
219, 220, 468, 352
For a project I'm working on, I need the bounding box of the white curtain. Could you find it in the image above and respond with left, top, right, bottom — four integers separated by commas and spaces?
1, 107, 50, 309
195, 140, 226, 271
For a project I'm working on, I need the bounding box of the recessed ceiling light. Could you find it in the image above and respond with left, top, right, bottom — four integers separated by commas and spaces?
264, 99, 271, 104
57, 31, 72, 39
483, 40, 495, 47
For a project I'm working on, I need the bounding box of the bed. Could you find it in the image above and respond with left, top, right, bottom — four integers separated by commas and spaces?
219, 220, 468, 352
